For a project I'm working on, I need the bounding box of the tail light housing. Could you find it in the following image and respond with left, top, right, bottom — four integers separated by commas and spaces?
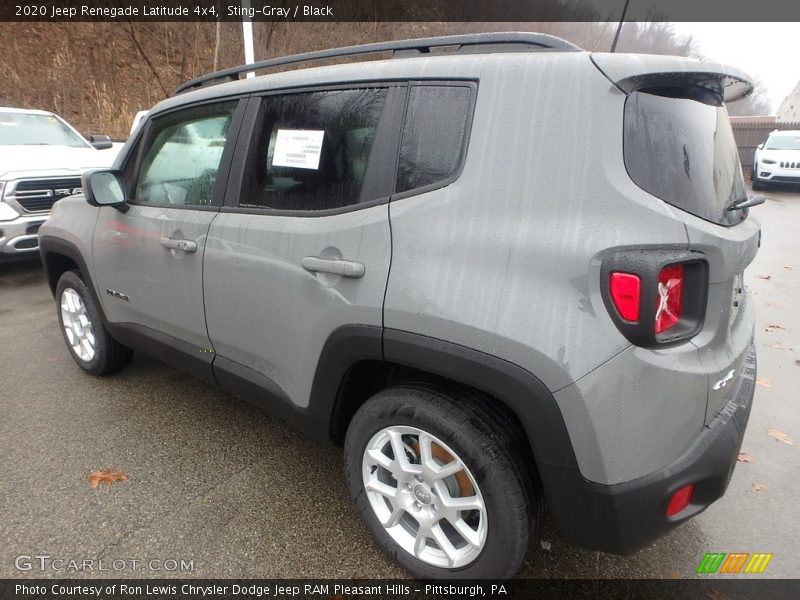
602, 250, 708, 347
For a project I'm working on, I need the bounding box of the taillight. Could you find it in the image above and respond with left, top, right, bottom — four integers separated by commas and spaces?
609, 273, 641, 322
655, 264, 684, 334
601, 250, 708, 348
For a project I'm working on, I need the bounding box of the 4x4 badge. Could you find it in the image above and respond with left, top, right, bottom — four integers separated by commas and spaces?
713, 369, 736, 391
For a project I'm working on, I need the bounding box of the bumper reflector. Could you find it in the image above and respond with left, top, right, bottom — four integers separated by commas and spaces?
666, 483, 695, 516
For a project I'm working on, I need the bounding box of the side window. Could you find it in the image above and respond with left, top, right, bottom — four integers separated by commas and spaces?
240, 88, 388, 211
133, 101, 236, 207
397, 85, 472, 194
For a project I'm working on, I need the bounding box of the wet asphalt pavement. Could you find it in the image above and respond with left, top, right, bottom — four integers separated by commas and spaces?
1, 185, 798, 580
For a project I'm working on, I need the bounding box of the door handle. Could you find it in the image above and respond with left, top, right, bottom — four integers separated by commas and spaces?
302, 256, 365, 279
160, 237, 198, 253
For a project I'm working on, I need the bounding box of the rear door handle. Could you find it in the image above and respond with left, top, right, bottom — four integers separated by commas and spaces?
160, 237, 198, 253
302, 256, 365, 279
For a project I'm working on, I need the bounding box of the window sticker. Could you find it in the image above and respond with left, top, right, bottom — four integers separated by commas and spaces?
271, 129, 324, 170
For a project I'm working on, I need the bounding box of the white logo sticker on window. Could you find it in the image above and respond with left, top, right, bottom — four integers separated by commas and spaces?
272, 129, 325, 170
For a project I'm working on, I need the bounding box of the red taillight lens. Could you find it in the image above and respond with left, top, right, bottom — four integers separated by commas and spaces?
666, 483, 695, 517
655, 264, 684, 334
609, 272, 641, 322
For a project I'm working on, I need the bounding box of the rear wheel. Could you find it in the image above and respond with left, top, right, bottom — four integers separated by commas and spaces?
56, 270, 133, 375
344, 384, 534, 579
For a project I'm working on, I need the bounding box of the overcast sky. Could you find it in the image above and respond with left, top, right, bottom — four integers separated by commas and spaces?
670, 22, 800, 113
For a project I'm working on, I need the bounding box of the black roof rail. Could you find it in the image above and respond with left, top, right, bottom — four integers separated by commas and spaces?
172, 32, 581, 95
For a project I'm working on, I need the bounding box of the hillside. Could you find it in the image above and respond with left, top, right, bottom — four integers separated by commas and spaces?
0, 22, 771, 139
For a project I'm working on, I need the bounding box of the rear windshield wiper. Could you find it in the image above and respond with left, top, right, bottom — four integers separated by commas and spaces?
727, 195, 765, 211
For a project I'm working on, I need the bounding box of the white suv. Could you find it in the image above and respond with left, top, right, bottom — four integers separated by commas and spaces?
0, 107, 119, 261
752, 129, 800, 189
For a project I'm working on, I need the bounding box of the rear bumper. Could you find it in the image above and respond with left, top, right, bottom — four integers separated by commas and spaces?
542, 345, 755, 554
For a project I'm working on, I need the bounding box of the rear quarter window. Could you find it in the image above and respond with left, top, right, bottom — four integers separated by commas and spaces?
624, 89, 746, 227
396, 85, 473, 194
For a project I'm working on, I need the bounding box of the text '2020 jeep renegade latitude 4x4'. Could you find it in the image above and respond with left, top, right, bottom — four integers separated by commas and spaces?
40, 33, 761, 579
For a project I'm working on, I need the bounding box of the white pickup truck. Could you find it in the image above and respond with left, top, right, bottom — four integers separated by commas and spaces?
0, 107, 121, 261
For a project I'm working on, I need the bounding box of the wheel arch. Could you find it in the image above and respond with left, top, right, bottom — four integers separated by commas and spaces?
380, 329, 579, 471
314, 326, 580, 472
39, 236, 97, 300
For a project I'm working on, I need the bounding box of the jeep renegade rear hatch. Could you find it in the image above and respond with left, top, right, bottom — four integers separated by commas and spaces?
624, 89, 745, 226
592, 54, 753, 227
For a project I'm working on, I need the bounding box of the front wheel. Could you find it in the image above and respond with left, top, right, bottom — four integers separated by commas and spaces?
55, 270, 133, 375
344, 384, 534, 579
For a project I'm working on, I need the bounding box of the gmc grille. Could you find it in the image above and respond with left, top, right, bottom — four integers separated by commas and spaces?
8, 177, 82, 213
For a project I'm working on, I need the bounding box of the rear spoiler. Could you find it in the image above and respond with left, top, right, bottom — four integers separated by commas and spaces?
590, 53, 753, 103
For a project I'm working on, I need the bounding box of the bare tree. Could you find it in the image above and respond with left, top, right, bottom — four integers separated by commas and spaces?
0, 20, 779, 138
611, 22, 700, 56
727, 80, 774, 116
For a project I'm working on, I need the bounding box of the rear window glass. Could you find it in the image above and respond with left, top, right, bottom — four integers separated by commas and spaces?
241, 88, 387, 211
624, 89, 746, 227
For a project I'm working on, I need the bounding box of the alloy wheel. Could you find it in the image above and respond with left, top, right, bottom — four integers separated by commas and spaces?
60, 288, 96, 362
362, 425, 488, 569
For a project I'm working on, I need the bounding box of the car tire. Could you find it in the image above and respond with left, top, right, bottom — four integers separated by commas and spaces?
55, 270, 133, 375
344, 383, 535, 579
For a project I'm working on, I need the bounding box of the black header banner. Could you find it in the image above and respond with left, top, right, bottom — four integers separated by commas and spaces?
1, 0, 800, 22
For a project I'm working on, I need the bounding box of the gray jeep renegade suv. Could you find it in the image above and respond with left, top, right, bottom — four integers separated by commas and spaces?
39, 33, 760, 579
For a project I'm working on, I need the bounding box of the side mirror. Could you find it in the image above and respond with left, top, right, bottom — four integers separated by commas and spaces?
89, 134, 113, 150
757, 143, 763, 150
82, 170, 127, 210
